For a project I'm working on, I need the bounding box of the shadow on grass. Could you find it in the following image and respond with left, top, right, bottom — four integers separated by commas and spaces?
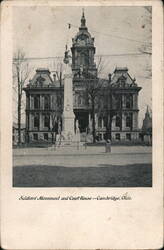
13, 163, 152, 187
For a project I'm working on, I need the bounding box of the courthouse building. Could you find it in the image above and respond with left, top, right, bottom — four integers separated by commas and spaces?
23, 11, 141, 143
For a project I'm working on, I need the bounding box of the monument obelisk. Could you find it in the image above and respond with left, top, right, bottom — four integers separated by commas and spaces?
62, 46, 75, 140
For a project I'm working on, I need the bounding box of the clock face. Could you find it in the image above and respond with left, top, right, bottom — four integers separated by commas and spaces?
77, 38, 86, 46
77, 34, 89, 45
79, 40, 86, 46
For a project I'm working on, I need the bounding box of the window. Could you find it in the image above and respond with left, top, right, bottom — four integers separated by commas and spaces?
34, 115, 39, 128
126, 95, 133, 109
44, 95, 50, 110
44, 115, 50, 128
116, 116, 121, 127
126, 133, 131, 141
57, 95, 62, 106
126, 116, 131, 127
98, 117, 102, 128
33, 133, 38, 141
120, 80, 125, 87
103, 133, 106, 140
78, 96, 83, 106
103, 117, 107, 127
34, 96, 40, 109
99, 134, 102, 140
115, 133, 120, 140
44, 133, 48, 140
126, 100, 130, 108
80, 52, 88, 66
80, 53, 85, 65
115, 95, 121, 109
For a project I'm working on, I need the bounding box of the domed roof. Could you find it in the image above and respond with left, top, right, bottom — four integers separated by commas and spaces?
72, 10, 94, 47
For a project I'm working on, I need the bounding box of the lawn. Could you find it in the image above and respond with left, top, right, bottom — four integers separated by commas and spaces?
13, 163, 152, 187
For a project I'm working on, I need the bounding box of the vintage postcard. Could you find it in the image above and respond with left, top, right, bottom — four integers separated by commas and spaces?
0, 0, 163, 249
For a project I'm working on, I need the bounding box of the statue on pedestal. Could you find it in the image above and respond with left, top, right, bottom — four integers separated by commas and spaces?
59, 45, 76, 145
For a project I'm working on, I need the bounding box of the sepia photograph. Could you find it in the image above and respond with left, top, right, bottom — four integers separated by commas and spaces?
1, 1, 163, 249
12, 5, 152, 187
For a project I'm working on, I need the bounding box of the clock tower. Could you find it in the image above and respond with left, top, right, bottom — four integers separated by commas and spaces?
71, 10, 97, 78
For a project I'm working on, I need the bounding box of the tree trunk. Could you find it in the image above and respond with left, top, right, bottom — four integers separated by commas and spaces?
106, 91, 112, 141
51, 132, 54, 144
18, 93, 21, 145
91, 97, 96, 143
108, 113, 112, 140
106, 114, 110, 140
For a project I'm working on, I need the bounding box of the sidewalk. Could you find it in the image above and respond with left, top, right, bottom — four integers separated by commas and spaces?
13, 145, 152, 156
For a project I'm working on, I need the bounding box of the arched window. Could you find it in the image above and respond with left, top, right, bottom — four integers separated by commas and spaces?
80, 52, 89, 66
44, 115, 50, 128
126, 116, 131, 127
44, 95, 50, 110
34, 95, 40, 109
80, 53, 85, 65
116, 116, 121, 127
34, 115, 39, 128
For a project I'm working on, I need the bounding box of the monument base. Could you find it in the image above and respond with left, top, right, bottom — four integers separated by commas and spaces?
62, 115, 75, 137
55, 131, 83, 148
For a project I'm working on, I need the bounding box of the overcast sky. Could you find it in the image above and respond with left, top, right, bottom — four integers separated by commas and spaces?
13, 6, 152, 127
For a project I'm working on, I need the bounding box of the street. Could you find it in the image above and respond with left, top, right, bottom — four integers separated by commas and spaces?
13, 145, 152, 187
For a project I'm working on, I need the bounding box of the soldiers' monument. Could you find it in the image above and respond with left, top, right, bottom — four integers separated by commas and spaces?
56, 46, 80, 146
62, 46, 75, 139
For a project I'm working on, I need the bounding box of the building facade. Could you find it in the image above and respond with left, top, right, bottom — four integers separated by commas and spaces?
24, 69, 63, 143
23, 12, 141, 143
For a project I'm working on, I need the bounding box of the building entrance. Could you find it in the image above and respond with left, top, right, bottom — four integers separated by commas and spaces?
74, 111, 89, 133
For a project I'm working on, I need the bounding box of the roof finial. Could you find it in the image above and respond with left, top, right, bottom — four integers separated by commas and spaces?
82, 8, 85, 18
81, 8, 86, 27
145, 105, 150, 118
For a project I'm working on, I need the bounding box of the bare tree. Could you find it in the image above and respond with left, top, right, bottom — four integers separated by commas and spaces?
75, 56, 106, 143
50, 59, 64, 143
86, 79, 100, 142
95, 55, 108, 76
52, 60, 64, 87
52, 59, 63, 143
50, 90, 63, 144
13, 49, 30, 144
83, 70, 105, 143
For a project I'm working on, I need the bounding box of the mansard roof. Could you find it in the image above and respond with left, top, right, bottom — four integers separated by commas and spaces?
25, 68, 64, 89
110, 67, 138, 88
28, 68, 53, 87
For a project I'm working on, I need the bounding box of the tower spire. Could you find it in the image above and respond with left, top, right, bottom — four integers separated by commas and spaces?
145, 105, 150, 118
81, 8, 86, 27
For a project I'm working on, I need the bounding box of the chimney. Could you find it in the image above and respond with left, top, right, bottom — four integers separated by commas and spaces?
53, 73, 56, 82
108, 73, 111, 83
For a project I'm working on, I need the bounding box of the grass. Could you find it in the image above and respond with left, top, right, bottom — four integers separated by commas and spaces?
13, 163, 152, 187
